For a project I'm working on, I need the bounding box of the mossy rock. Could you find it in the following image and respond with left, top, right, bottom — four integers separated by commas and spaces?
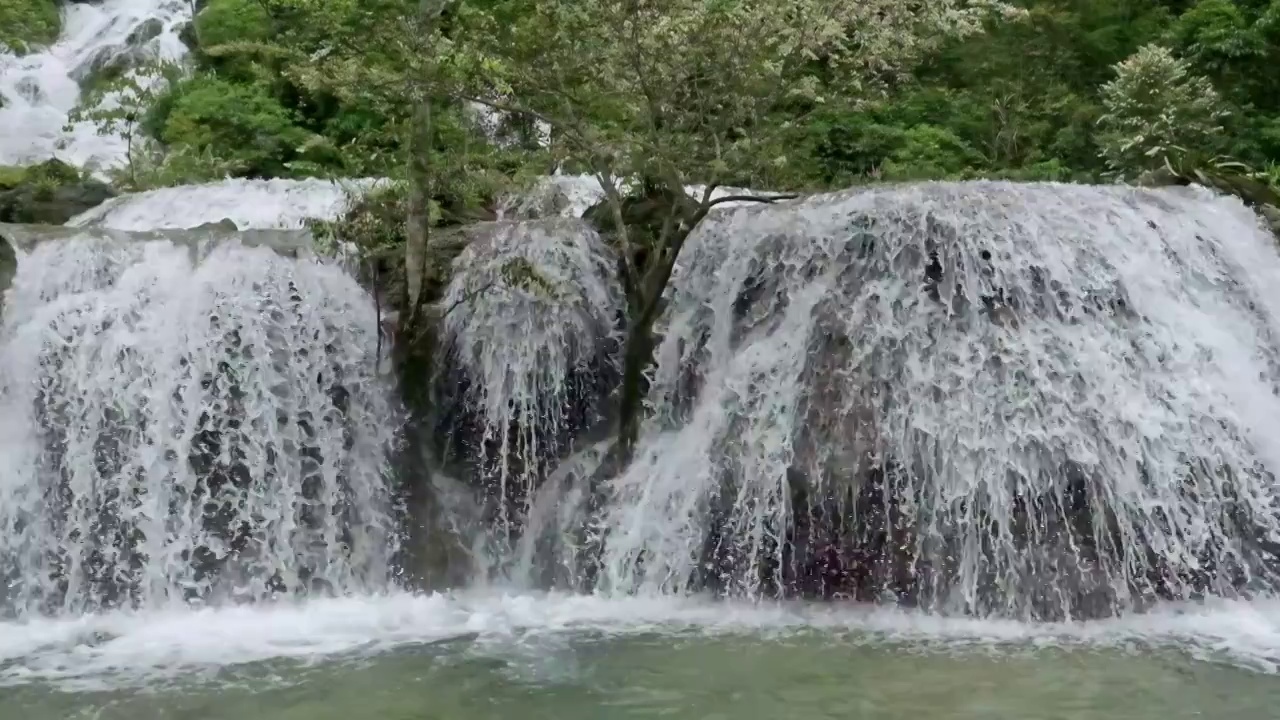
0, 166, 27, 191
0, 160, 117, 225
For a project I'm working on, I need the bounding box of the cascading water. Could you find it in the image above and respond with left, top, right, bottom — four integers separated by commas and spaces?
436, 218, 622, 576
68, 177, 387, 230
0, 0, 191, 169
0, 226, 399, 618
5, 180, 1280, 707
587, 181, 1280, 620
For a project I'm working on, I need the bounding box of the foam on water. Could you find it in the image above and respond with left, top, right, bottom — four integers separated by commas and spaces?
0, 0, 191, 169
2, 592, 1280, 691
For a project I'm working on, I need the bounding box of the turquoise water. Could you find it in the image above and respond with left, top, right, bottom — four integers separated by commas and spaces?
3, 592, 1280, 719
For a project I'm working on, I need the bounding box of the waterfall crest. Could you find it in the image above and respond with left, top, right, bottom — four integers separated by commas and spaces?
0, 227, 399, 618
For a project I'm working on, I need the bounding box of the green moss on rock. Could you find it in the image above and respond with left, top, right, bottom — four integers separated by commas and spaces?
0, 159, 116, 225
0, 0, 60, 55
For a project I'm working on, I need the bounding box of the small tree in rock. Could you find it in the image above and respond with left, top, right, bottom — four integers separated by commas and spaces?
1097, 44, 1227, 181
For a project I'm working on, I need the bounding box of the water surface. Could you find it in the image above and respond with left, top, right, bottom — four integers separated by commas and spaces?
3, 592, 1279, 719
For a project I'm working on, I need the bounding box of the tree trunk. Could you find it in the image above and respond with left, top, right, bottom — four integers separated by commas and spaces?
405, 96, 433, 323
614, 217, 695, 464
616, 315, 653, 459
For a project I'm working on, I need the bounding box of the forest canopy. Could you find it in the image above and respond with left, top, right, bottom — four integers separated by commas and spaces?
85, 0, 1279, 196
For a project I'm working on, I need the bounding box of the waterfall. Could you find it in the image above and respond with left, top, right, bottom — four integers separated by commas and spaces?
0, 0, 191, 169
0, 225, 399, 618
436, 218, 622, 573
582, 181, 1280, 620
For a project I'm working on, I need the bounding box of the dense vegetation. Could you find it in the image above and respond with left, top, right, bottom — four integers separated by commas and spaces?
90, 0, 1279, 193
0, 0, 58, 56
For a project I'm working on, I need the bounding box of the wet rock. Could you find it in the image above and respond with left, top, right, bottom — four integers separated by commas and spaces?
176, 21, 197, 50
0, 231, 16, 316
126, 18, 164, 46
72, 45, 156, 92
14, 76, 43, 104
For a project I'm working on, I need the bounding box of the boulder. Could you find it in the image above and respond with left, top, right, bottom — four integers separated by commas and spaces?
0, 159, 117, 225
126, 18, 164, 46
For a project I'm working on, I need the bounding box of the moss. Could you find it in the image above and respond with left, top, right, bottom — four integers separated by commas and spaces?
0, 0, 60, 55
0, 159, 116, 225
0, 166, 28, 191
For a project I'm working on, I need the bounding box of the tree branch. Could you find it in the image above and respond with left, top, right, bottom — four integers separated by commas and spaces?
704, 192, 799, 211
438, 279, 497, 318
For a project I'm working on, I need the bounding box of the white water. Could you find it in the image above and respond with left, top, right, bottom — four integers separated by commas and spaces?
439, 219, 622, 554
67, 177, 385, 229
0, 229, 399, 617
0, 0, 191, 170
595, 182, 1280, 618
2, 591, 1280, 691
6, 178, 1280, 691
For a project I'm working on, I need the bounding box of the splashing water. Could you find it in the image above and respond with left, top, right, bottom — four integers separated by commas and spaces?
593, 182, 1280, 620
437, 219, 622, 563
0, 228, 400, 618
0, 0, 191, 169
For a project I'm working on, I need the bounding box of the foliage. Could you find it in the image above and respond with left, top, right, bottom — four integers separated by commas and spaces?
454, 0, 1014, 194
158, 76, 310, 177
0, 0, 59, 55
1097, 44, 1226, 180
60, 0, 1280, 197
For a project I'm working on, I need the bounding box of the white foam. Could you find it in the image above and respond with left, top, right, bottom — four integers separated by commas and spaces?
2, 593, 1279, 691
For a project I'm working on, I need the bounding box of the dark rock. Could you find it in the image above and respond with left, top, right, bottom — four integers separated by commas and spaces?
126, 18, 164, 46
0, 229, 16, 317
71, 45, 156, 91
191, 218, 241, 232
0, 159, 117, 225
175, 21, 197, 50
14, 77, 43, 104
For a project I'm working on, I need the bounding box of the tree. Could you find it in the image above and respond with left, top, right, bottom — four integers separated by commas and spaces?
1096, 43, 1227, 180
450, 0, 1017, 457
66, 61, 185, 188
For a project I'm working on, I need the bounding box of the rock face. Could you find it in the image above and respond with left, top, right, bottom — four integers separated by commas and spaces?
0, 159, 116, 225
